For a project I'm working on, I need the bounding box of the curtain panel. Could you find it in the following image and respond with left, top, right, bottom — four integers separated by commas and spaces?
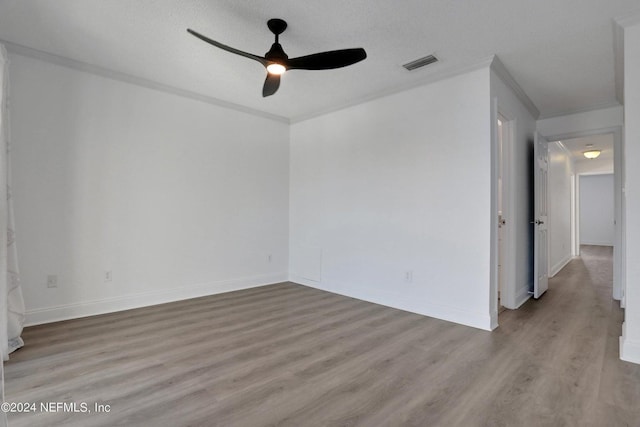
1, 44, 25, 362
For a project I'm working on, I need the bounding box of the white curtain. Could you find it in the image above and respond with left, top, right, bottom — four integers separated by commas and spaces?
1, 44, 25, 362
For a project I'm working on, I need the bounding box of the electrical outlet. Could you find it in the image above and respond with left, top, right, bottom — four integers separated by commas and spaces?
47, 275, 58, 288
105, 271, 112, 282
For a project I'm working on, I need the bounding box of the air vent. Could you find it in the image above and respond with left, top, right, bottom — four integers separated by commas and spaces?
403, 54, 439, 71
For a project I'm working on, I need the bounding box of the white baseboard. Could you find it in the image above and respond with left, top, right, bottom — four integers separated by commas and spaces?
289, 274, 321, 288
580, 242, 614, 247
620, 323, 640, 365
513, 284, 532, 309
289, 275, 492, 331
25, 272, 288, 326
489, 311, 499, 331
550, 254, 573, 277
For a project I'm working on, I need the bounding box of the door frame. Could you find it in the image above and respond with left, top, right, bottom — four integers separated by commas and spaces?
490, 99, 516, 328
541, 127, 624, 302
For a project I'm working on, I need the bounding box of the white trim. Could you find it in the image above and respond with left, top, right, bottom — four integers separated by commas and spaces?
502, 114, 516, 307
290, 276, 493, 331
577, 170, 616, 177
490, 56, 540, 119
1, 39, 290, 124
620, 322, 640, 364
490, 98, 500, 323
571, 175, 578, 257
575, 174, 581, 257
555, 140, 573, 158
537, 101, 622, 121
550, 253, 572, 277
537, 110, 624, 140
492, 105, 517, 312
4, 38, 500, 127
614, 21, 625, 104
25, 273, 288, 326
489, 312, 498, 331
288, 274, 321, 287
514, 283, 532, 309
580, 241, 615, 247
290, 55, 495, 124
614, 11, 640, 28
493, 109, 516, 313
613, 127, 625, 302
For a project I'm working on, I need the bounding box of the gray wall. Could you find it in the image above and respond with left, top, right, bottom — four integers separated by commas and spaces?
579, 174, 614, 246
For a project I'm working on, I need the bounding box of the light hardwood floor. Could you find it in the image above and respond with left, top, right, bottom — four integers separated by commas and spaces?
5, 245, 640, 426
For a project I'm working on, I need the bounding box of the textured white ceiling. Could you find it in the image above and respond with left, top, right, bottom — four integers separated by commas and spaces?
0, 1, 638, 121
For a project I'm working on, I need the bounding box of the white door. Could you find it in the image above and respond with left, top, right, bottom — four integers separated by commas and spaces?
533, 133, 549, 298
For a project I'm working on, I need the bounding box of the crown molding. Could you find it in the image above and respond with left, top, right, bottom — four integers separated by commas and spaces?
290, 55, 495, 124
614, 10, 640, 28
613, 11, 640, 105
613, 20, 625, 105
490, 55, 540, 119
555, 140, 573, 158
1, 39, 290, 124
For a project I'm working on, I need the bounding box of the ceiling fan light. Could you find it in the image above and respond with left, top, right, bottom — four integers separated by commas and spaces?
583, 150, 601, 159
267, 63, 286, 75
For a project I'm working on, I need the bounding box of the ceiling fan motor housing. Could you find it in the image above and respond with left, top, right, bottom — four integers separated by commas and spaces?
266, 43, 289, 64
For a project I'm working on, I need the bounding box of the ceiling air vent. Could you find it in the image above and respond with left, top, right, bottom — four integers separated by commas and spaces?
403, 54, 438, 71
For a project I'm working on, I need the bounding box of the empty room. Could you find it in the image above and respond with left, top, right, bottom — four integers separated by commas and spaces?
1, 1, 640, 426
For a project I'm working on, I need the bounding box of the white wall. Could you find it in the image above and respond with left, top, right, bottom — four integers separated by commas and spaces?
547, 142, 573, 276
621, 19, 640, 363
579, 174, 614, 246
490, 68, 537, 311
290, 68, 493, 330
10, 54, 290, 325
537, 105, 623, 137
573, 157, 613, 175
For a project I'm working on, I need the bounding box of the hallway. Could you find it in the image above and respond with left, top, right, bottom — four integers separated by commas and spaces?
492, 244, 640, 425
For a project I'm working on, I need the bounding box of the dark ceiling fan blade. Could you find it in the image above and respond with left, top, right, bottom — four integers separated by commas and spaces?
188, 19, 368, 98
187, 29, 268, 66
262, 73, 281, 97
286, 48, 367, 70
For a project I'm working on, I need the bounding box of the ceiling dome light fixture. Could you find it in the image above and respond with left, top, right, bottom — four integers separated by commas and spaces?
583, 150, 601, 159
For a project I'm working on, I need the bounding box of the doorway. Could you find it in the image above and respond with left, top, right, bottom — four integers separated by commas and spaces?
546, 131, 621, 302
494, 112, 514, 318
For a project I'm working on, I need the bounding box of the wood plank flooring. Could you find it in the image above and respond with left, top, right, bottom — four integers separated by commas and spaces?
4, 245, 640, 426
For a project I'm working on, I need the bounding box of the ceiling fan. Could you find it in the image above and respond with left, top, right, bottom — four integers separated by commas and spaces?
187, 18, 367, 97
